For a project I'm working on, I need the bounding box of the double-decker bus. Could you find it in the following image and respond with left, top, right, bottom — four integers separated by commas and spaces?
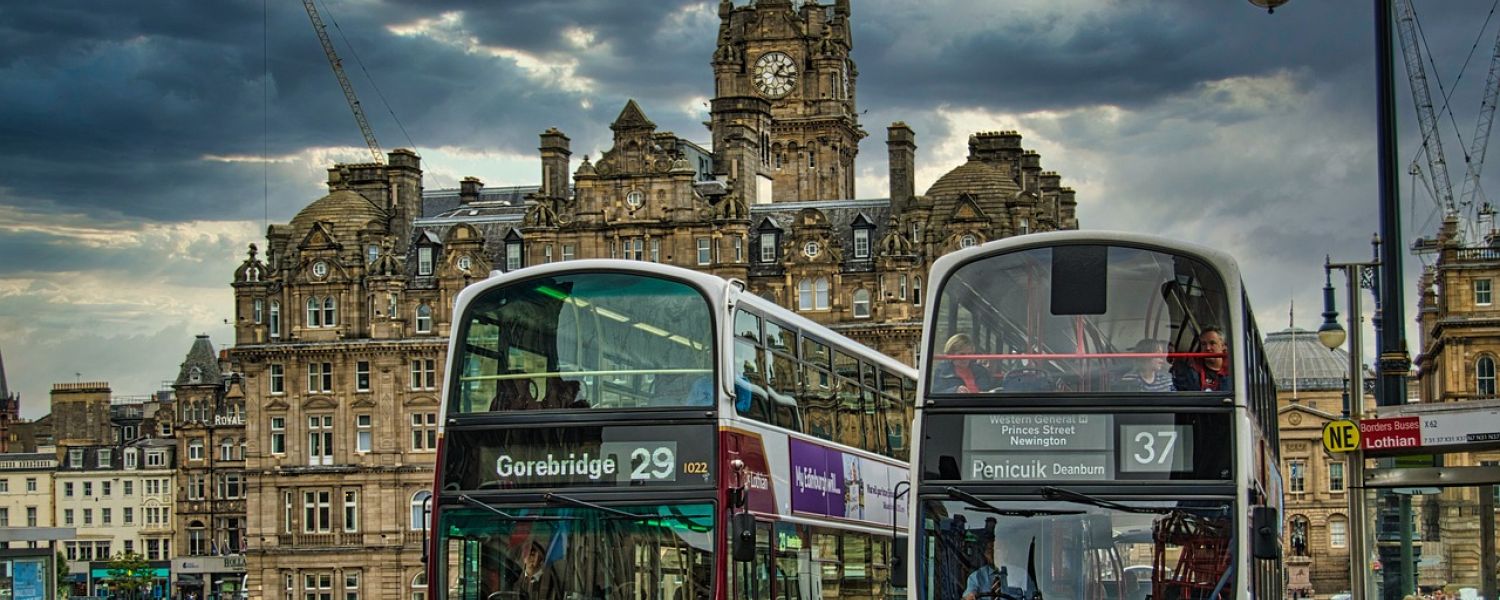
428, 260, 918, 600
906, 231, 1283, 600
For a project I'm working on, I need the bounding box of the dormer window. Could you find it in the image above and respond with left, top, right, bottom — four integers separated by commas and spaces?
189, 367, 203, 384
853, 229, 870, 259
759, 233, 778, 263
505, 231, 524, 271
417, 247, 434, 276
367, 244, 380, 264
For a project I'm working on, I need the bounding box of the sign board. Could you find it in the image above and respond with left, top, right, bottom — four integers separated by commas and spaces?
1360, 416, 1421, 451
1323, 419, 1361, 453
1419, 409, 1500, 446
957, 413, 1221, 482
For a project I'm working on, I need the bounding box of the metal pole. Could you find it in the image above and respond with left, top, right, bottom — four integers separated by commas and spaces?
1399, 495, 1414, 596
1343, 265, 1371, 600
1483, 485, 1496, 600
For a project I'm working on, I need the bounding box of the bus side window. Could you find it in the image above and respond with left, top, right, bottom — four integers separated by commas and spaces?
735, 339, 770, 421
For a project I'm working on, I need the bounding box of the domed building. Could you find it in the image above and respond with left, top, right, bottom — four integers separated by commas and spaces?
1264, 327, 1369, 597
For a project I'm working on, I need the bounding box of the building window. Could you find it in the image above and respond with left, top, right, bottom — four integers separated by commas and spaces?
355, 361, 370, 392
411, 491, 432, 530
219, 473, 243, 499
418, 247, 433, 276
123, 480, 132, 496
189, 439, 204, 461
798, 279, 814, 311
63, 509, 74, 526
345, 570, 361, 600
307, 362, 333, 393
254, 298, 264, 324
1329, 516, 1348, 548
221, 437, 236, 461
853, 228, 870, 259
563, 244, 575, 261
913, 276, 923, 305
621, 237, 642, 261
270, 300, 281, 338
25, 507, 35, 527
304, 491, 332, 533
307, 297, 322, 328
355, 415, 372, 453
852, 289, 871, 318
309, 415, 334, 466
412, 413, 438, 451
759, 233, 777, 263
960, 233, 978, 248
899, 275, 908, 300
416, 305, 432, 334
68, 449, 83, 467
343, 490, 359, 533
411, 573, 428, 600
506, 241, 523, 271
188, 474, 206, 500
124, 507, 133, 525
83, 481, 92, 497
733, 237, 743, 262
1480, 356, 1497, 396
271, 417, 286, 454
82, 509, 92, 526
1480, 278, 1494, 305
24, 478, 35, 492
410, 359, 436, 390
323, 296, 337, 327
270, 364, 285, 395
697, 238, 712, 265
145, 451, 164, 468
284, 491, 295, 534
1288, 460, 1306, 493
102, 480, 111, 497
102, 508, 111, 525
367, 244, 379, 264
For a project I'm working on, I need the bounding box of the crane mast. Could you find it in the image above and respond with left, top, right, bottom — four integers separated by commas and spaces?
303, 0, 384, 165
1395, 0, 1456, 215
1462, 23, 1500, 211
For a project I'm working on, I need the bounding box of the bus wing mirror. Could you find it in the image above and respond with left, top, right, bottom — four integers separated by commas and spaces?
732, 513, 757, 563
891, 534, 909, 588
1252, 506, 1281, 560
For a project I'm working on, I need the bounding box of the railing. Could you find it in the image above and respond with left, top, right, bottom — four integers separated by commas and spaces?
276, 532, 363, 547
404, 530, 426, 546
1455, 247, 1500, 261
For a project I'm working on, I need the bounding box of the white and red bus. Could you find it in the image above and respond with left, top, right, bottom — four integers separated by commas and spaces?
427, 260, 917, 600
906, 231, 1284, 600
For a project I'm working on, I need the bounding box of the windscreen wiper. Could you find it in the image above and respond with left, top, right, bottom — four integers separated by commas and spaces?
457, 494, 578, 521
945, 487, 1084, 518
544, 492, 657, 520
1038, 486, 1226, 516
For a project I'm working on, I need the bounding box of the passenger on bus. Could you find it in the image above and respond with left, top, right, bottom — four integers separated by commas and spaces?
519, 541, 563, 600
934, 334, 999, 393
1171, 327, 1231, 392
1115, 339, 1176, 392
653, 373, 713, 407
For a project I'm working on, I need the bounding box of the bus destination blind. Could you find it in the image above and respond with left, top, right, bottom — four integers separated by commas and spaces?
961, 414, 1197, 482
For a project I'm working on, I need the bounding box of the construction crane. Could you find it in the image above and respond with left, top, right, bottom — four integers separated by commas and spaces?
1394, 0, 1455, 216
303, 0, 384, 165
1460, 22, 1500, 213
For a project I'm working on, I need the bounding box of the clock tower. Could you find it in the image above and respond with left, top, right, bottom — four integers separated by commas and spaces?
712, 0, 863, 203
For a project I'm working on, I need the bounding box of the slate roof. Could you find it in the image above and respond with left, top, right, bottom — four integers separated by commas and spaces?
422, 185, 538, 218
290, 189, 387, 233
175, 334, 223, 387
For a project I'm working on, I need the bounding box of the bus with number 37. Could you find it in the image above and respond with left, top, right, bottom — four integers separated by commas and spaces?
426, 260, 918, 600
905, 231, 1284, 600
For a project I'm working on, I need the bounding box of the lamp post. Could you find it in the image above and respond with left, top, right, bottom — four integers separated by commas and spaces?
1322, 256, 1380, 600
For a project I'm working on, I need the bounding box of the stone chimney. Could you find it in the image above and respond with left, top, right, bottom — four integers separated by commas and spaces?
459, 177, 483, 205
540, 128, 572, 199
887, 122, 916, 204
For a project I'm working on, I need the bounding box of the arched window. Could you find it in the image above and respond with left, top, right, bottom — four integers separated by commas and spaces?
814, 277, 829, 310
306, 297, 321, 328
188, 439, 204, 461
269, 300, 281, 338
323, 297, 337, 327
410, 491, 432, 530
1480, 356, 1497, 396
1328, 515, 1348, 548
416, 304, 433, 333
188, 520, 207, 556
913, 276, 923, 305
798, 279, 813, 311
221, 438, 235, 461
411, 573, 428, 600
852, 289, 871, 318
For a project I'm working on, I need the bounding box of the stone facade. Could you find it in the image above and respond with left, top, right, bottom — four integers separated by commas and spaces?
172, 334, 248, 598
230, 1, 1081, 598
1414, 214, 1500, 590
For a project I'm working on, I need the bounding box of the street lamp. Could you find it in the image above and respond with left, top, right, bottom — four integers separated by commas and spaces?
1323, 255, 1380, 600
1247, 0, 1292, 13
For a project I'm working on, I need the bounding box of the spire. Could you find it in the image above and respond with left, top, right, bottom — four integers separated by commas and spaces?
175, 334, 223, 387
0, 346, 10, 400
610, 99, 657, 132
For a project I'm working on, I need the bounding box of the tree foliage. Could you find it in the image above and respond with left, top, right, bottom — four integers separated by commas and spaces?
106, 551, 155, 596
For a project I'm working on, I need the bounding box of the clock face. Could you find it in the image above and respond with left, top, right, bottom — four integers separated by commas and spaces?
754, 51, 797, 98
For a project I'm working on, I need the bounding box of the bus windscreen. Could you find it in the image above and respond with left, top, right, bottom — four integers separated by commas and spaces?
451, 272, 715, 413
929, 245, 1230, 395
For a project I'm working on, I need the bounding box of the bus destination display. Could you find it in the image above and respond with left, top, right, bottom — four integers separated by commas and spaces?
961, 414, 1199, 482
442, 424, 714, 490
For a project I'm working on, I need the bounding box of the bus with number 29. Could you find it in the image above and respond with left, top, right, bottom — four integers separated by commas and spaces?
905, 231, 1283, 600
427, 260, 918, 600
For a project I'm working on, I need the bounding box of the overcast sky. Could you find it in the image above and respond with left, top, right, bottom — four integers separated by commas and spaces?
1, 0, 1494, 418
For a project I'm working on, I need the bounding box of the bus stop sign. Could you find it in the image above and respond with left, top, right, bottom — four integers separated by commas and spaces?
1324, 419, 1361, 453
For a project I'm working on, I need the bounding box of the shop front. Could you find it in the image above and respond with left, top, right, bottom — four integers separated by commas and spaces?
171, 556, 245, 600
86, 561, 170, 599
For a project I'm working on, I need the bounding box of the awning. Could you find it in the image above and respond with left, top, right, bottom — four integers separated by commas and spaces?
175, 574, 203, 585
63, 573, 86, 583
